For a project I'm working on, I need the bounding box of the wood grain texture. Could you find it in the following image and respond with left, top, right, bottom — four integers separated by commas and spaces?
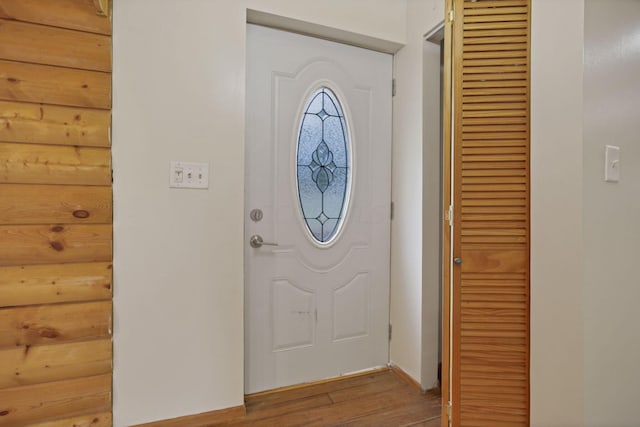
0, 101, 110, 147
0, 142, 111, 185
29, 412, 112, 427
0, 60, 111, 109
134, 406, 246, 427
0, 339, 111, 388
0, 224, 112, 266
0, 301, 112, 347
0, 184, 112, 225
92, 0, 109, 18
224, 370, 441, 427
0, 0, 112, 35
0, 374, 111, 426
0, 19, 111, 72
451, 0, 530, 425
0, 262, 112, 307
0, 0, 113, 423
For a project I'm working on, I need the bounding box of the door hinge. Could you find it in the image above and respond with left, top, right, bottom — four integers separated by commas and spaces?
446, 401, 452, 424
448, 9, 454, 23
390, 201, 395, 220
445, 205, 453, 227
389, 324, 392, 341
392, 78, 396, 97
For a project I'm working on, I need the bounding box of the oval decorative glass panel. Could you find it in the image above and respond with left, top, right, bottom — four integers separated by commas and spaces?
296, 87, 350, 244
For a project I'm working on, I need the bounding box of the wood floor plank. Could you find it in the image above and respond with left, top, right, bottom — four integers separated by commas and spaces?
245, 370, 398, 408
404, 417, 442, 427
328, 372, 405, 403
240, 394, 333, 424
343, 398, 440, 426
221, 370, 441, 427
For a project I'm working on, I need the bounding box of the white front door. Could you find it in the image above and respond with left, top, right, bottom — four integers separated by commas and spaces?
245, 24, 392, 394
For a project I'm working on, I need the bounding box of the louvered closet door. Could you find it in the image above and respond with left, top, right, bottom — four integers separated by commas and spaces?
451, 0, 530, 425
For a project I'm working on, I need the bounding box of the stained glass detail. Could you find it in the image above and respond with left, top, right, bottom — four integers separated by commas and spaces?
297, 87, 350, 243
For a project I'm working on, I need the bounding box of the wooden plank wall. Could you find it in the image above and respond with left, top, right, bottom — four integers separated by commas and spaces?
0, 1, 113, 425
451, 0, 530, 425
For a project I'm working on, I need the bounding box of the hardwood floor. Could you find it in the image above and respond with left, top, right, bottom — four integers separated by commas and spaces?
216, 369, 441, 427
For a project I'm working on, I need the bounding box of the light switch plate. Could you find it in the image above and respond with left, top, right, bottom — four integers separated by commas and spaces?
604, 145, 620, 183
170, 161, 209, 189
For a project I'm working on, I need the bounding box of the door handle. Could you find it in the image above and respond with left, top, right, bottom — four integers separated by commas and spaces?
453, 257, 462, 265
249, 234, 279, 249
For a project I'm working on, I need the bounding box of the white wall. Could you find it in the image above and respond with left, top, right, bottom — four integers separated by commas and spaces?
112, 1, 597, 425
530, 1, 585, 425
245, 0, 406, 46
583, 1, 640, 425
422, 24, 444, 389
112, 1, 410, 425
390, 0, 444, 390
112, 1, 246, 425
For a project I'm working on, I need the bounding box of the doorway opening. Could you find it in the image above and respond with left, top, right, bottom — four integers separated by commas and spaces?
243, 13, 448, 418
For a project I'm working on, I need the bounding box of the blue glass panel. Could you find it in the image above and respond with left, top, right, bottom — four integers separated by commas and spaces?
323, 117, 347, 167
296, 87, 350, 244
323, 168, 347, 218
306, 92, 323, 114
323, 89, 340, 116
297, 168, 322, 219
322, 219, 339, 242
298, 115, 323, 164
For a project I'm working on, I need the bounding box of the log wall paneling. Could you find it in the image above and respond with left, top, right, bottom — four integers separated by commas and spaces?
0, 101, 111, 147
450, 0, 530, 425
0, 374, 112, 426
0, 142, 111, 186
0, 184, 112, 225
0, 60, 111, 109
0, 224, 112, 266
0, 262, 112, 308
0, 0, 113, 424
0, 0, 112, 35
0, 339, 112, 388
0, 301, 112, 347
0, 19, 112, 72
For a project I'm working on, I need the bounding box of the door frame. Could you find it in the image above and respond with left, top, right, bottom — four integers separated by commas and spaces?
441, 1, 453, 425
243, 8, 448, 398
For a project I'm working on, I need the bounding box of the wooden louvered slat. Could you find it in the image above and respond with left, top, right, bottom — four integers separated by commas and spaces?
463, 21, 527, 31
451, 0, 530, 425
464, 6, 527, 16
464, 43, 527, 52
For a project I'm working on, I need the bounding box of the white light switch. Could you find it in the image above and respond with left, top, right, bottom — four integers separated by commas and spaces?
170, 161, 209, 189
604, 145, 620, 183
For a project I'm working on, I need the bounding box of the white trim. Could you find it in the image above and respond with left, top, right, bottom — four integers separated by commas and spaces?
247, 9, 405, 54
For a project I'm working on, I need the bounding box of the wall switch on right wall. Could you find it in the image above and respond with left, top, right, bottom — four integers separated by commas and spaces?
604, 145, 620, 182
